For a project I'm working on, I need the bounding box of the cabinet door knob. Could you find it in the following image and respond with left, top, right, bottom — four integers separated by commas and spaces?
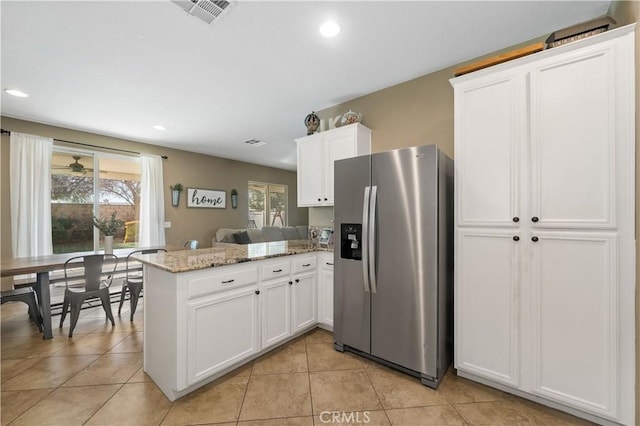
513, 236, 520, 241
531, 236, 539, 242
289, 281, 293, 285
317, 198, 322, 202
255, 290, 260, 295
324, 198, 328, 201
295, 278, 300, 283
532, 217, 539, 223
512, 217, 519, 223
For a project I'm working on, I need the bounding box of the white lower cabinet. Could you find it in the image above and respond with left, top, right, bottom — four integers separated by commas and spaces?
144, 251, 331, 401
291, 272, 317, 332
455, 230, 519, 388
317, 253, 334, 328
186, 285, 259, 386
260, 277, 292, 349
260, 257, 317, 349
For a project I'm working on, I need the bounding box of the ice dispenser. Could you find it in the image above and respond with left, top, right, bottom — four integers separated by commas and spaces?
340, 223, 362, 260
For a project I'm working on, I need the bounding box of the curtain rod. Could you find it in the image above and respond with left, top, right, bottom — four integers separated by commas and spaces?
0, 128, 168, 159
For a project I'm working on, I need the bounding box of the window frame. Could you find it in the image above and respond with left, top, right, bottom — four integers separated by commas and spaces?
51, 145, 141, 253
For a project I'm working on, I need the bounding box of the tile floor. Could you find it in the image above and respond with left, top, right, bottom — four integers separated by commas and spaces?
1, 301, 593, 425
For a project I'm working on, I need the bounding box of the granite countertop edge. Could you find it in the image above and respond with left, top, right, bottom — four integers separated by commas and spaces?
133, 240, 333, 274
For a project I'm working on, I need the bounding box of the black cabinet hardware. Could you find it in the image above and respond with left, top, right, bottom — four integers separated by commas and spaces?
532, 216, 539, 222
289, 281, 293, 285
513, 236, 520, 241
273, 269, 282, 272
221, 279, 234, 284
512, 217, 519, 222
532, 236, 539, 242
302, 263, 311, 267
326, 262, 334, 266
295, 278, 300, 283
255, 290, 260, 295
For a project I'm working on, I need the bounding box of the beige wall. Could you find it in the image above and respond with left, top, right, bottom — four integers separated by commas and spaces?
320, 6, 639, 421
0, 117, 308, 261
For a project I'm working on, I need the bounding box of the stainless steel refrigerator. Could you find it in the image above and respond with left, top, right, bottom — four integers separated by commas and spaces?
333, 144, 453, 388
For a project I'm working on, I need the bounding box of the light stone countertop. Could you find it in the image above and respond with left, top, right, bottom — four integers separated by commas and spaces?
133, 240, 332, 273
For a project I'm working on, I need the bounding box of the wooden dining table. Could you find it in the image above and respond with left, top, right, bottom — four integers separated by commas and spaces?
1, 246, 174, 339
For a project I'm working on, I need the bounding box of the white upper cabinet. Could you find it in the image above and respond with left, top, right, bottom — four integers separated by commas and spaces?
530, 46, 617, 229
296, 123, 371, 207
451, 25, 635, 426
454, 72, 524, 227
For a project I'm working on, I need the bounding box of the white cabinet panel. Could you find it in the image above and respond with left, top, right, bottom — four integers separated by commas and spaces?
455, 74, 522, 227
292, 272, 317, 332
529, 232, 617, 418
530, 48, 616, 229
318, 253, 334, 328
456, 231, 520, 387
260, 277, 292, 349
324, 128, 362, 204
187, 286, 259, 385
297, 138, 324, 206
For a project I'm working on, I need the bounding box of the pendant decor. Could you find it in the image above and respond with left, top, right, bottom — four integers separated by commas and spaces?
304, 111, 320, 135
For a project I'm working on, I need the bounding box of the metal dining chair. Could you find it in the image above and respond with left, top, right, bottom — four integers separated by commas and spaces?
0, 287, 43, 332
118, 248, 167, 321
59, 254, 118, 337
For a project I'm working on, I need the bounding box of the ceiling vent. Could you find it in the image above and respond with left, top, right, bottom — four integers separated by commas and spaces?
244, 139, 267, 147
171, 0, 234, 25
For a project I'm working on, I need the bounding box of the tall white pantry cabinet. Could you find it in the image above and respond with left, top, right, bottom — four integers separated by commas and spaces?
450, 25, 635, 425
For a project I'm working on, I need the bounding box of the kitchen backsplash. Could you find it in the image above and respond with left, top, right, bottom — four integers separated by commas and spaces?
308, 207, 333, 227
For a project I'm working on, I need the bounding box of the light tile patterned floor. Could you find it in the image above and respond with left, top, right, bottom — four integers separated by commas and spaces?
1, 301, 594, 425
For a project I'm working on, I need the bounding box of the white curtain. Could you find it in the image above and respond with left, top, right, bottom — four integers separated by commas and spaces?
139, 154, 166, 246
10, 132, 54, 257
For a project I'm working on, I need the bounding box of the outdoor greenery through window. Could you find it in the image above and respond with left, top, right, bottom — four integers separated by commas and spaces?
51, 149, 141, 254
248, 182, 287, 228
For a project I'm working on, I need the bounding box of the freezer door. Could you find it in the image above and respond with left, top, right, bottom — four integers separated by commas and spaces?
334, 154, 371, 353
370, 145, 439, 377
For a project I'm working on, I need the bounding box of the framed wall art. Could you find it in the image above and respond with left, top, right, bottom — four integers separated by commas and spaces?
187, 188, 226, 208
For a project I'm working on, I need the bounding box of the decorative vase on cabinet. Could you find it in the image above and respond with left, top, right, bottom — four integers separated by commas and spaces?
451, 24, 635, 426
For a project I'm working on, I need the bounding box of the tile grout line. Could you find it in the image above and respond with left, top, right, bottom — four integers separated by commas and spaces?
362, 367, 393, 425
81, 382, 127, 426
235, 361, 254, 423
304, 335, 315, 419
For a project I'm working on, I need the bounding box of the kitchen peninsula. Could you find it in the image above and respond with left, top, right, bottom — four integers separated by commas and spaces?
134, 241, 334, 401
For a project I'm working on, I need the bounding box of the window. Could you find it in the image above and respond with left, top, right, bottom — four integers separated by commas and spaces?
248, 182, 287, 228
51, 148, 141, 254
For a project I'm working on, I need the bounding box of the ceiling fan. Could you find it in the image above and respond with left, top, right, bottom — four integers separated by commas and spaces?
52, 155, 93, 174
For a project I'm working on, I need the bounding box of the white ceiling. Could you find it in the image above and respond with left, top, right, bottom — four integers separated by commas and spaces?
1, 1, 611, 171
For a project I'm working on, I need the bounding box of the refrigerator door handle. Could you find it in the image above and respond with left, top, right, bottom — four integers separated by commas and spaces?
369, 185, 378, 293
362, 186, 371, 293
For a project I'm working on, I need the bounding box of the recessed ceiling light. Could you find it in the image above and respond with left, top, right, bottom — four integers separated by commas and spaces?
153, 125, 166, 131
319, 20, 340, 38
4, 89, 29, 98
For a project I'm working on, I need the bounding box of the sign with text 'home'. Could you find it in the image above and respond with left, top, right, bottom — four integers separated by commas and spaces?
187, 188, 226, 208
